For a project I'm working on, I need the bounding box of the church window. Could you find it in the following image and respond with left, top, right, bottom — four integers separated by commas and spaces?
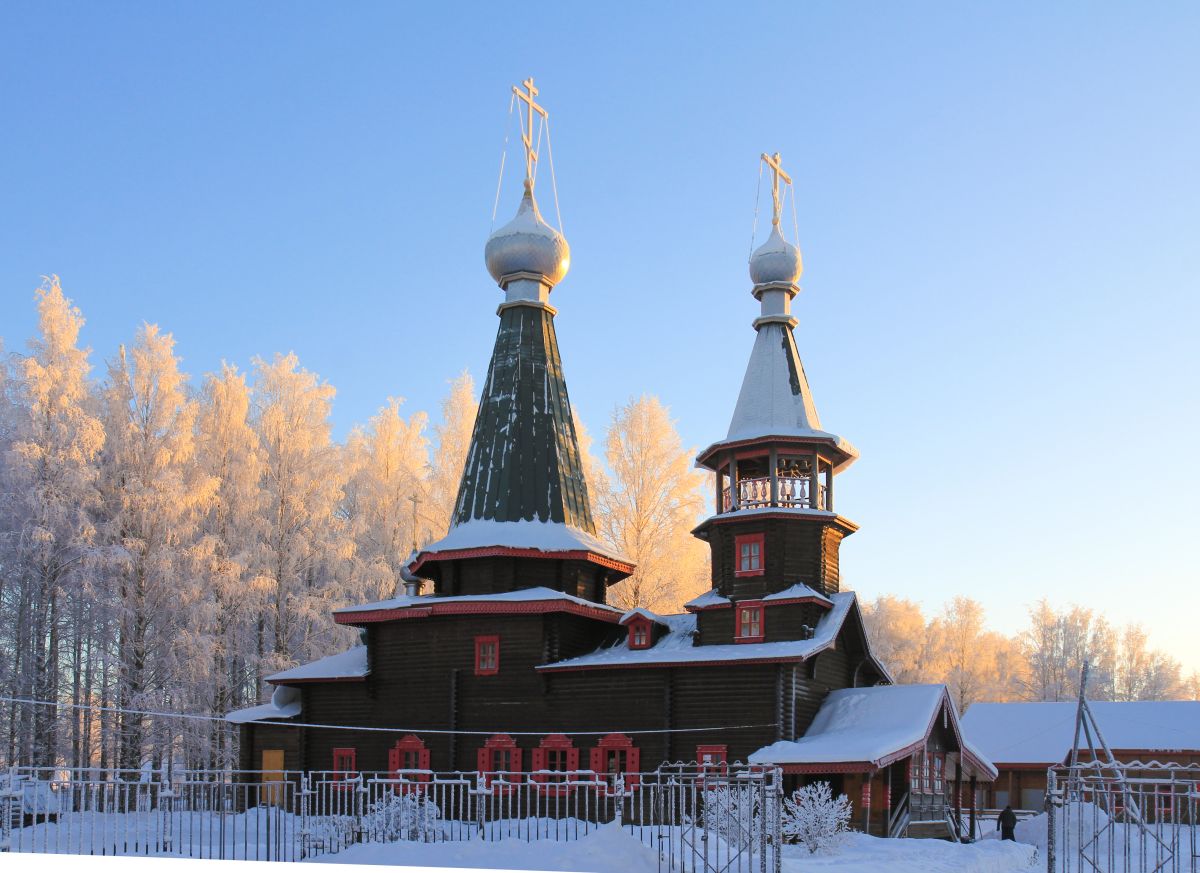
734, 533, 764, 576
735, 601, 765, 643
332, 747, 357, 783
531, 734, 579, 792
477, 734, 522, 791
475, 635, 500, 675
388, 735, 431, 790
628, 617, 651, 649
590, 733, 641, 791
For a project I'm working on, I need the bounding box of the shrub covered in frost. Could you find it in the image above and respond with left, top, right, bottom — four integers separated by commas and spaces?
690, 783, 764, 850
781, 780, 851, 854
364, 790, 442, 842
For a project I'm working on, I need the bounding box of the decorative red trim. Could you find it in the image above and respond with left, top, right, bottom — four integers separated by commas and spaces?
733, 448, 770, 461
734, 601, 765, 643
410, 546, 634, 576
734, 534, 765, 577
388, 735, 431, 790
697, 435, 848, 470
332, 747, 357, 783
685, 600, 732, 613
537, 652, 822, 672
531, 734, 580, 794
696, 744, 728, 774
475, 635, 500, 676
778, 761, 875, 774
335, 598, 623, 626
591, 733, 641, 790
763, 596, 834, 609
479, 733, 523, 792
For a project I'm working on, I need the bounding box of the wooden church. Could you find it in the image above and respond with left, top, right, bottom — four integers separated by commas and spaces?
229, 82, 995, 835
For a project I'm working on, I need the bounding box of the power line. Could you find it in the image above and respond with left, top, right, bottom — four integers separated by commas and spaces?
1, 696, 777, 739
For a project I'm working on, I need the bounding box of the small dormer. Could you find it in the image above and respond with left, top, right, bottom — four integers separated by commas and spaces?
620, 608, 668, 650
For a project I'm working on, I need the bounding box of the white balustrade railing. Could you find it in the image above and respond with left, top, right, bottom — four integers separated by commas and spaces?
721, 476, 827, 512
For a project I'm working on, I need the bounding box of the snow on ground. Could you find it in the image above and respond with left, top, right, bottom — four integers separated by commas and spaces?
305, 822, 662, 872
306, 829, 1037, 873
1009, 804, 1198, 873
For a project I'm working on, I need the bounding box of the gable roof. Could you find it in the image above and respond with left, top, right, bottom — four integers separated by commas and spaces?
332, 585, 625, 625
961, 701, 1200, 766
265, 645, 369, 684
750, 684, 997, 779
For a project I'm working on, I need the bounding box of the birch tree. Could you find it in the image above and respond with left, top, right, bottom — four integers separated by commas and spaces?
99, 323, 215, 769
426, 371, 476, 539
252, 353, 349, 678
593, 395, 709, 613
860, 596, 930, 685
2, 278, 105, 765
343, 397, 429, 601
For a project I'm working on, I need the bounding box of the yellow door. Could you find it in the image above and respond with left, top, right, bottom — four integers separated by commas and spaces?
261, 749, 285, 806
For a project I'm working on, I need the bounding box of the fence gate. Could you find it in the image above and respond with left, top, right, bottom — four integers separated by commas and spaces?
1047, 761, 1199, 873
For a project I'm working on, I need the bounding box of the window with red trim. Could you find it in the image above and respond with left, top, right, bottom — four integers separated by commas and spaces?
531, 734, 580, 793
735, 601, 764, 643
332, 747, 357, 783
589, 733, 640, 791
628, 618, 651, 650
696, 744, 728, 777
477, 734, 522, 791
475, 635, 499, 675
388, 735, 431, 790
734, 533, 764, 576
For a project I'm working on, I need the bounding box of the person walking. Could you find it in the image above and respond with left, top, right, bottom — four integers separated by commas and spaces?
997, 804, 1018, 841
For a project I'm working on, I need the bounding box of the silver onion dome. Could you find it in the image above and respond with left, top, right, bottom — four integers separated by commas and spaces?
484, 184, 571, 288
749, 224, 803, 286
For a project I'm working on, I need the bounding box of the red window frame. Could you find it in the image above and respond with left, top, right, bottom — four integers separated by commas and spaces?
388, 735, 431, 792
332, 747, 357, 786
477, 733, 522, 792
531, 734, 580, 795
628, 617, 652, 650
734, 601, 765, 643
589, 733, 641, 792
734, 533, 765, 577
696, 744, 728, 779
474, 635, 500, 676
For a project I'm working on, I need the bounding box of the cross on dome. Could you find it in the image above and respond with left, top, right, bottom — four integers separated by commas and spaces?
513, 77, 548, 190
761, 151, 792, 228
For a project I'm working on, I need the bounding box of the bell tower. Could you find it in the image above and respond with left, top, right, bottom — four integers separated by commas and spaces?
690, 153, 858, 645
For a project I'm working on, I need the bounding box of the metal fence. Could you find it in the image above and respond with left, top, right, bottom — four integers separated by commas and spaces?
2, 763, 782, 873
1047, 760, 1200, 873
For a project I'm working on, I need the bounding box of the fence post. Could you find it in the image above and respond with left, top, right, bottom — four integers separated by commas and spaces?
1045, 768, 1056, 873
299, 773, 310, 859
159, 773, 173, 855
1, 766, 15, 853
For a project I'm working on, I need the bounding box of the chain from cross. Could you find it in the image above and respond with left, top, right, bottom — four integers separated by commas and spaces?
760, 151, 792, 228
513, 77, 548, 190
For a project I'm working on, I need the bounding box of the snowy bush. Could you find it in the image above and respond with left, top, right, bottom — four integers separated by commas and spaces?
364, 790, 442, 842
690, 784, 764, 850
781, 780, 852, 854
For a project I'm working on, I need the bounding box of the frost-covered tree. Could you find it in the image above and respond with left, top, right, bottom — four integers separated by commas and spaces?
193, 363, 267, 764
593, 395, 709, 613
426, 371, 476, 539
782, 780, 852, 854
343, 397, 429, 601
252, 353, 349, 678
99, 324, 216, 769
860, 596, 930, 685
1, 278, 105, 765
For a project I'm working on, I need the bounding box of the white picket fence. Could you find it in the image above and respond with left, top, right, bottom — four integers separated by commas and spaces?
1, 763, 783, 873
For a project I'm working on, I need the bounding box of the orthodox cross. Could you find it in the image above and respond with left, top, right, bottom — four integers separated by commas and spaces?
513, 77, 548, 189
760, 151, 792, 227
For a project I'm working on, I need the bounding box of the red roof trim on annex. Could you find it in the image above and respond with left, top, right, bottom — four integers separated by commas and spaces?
536, 653, 819, 673
266, 675, 367, 686
334, 599, 624, 626
410, 545, 635, 576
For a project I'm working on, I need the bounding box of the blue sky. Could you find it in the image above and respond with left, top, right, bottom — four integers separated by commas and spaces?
2, 2, 1197, 673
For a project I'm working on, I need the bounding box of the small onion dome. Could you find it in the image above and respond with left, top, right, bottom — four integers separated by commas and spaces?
749, 224, 802, 286
484, 185, 571, 288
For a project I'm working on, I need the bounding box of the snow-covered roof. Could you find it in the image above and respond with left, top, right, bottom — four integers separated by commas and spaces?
415, 518, 631, 566
540, 592, 865, 671
620, 607, 666, 626
335, 585, 624, 617
683, 589, 731, 611
225, 686, 302, 723
961, 701, 1200, 766
762, 583, 832, 605
266, 645, 369, 684
750, 684, 997, 779
713, 322, 858, 469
